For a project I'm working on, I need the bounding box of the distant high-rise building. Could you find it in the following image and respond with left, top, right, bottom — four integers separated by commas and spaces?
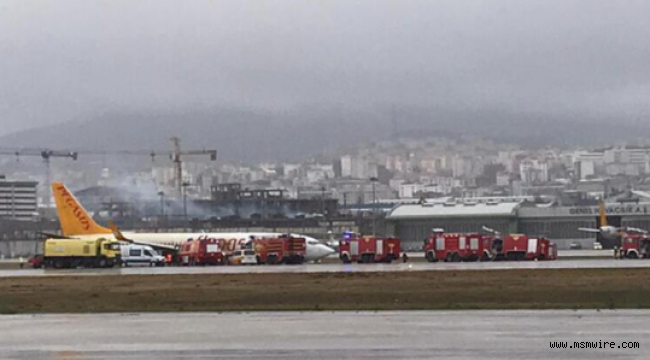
519, 159, 549, 184
575, 160, 595, 180
340, 155, 353, 177
0, 177, 38, 220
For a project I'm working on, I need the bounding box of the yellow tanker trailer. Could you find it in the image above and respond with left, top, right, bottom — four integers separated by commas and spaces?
42, 238, 121, 269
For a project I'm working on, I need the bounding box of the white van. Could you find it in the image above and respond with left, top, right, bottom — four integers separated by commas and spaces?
120, 244, 166, 267
228, 249, 258, 265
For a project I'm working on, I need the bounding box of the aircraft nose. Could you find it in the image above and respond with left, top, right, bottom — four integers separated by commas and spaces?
323, 245, 336, 257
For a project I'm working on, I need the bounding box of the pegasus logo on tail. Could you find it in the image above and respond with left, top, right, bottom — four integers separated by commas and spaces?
55, 185, 92, 230
52, 182, 111, 236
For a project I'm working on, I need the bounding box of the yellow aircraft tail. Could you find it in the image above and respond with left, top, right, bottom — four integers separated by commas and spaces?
599, 201, 607, 227
52, 182, 112, 237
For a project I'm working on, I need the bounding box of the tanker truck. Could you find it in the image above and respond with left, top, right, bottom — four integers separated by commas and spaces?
42, 238, 121, 269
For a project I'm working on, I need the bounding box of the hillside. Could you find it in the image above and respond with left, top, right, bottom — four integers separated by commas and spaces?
1, 107, 649, 162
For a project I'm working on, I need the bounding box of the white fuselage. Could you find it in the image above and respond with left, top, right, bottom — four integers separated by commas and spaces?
78, 232, 336, 262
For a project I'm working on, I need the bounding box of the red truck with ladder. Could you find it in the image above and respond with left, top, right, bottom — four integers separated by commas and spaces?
620, 233, 650, 259
251, 235, 307, 264
423, 230, 493, 262
339, 232, 401, 263
177, 237, 225, 266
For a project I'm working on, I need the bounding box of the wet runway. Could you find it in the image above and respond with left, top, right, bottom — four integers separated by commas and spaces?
1, 258, 649, 277
0, 310, 647, 359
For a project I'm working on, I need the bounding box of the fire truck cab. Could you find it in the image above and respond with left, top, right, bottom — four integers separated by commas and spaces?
620, 233, 650, 259
424, 230, 492, 262
339, 232, 401, 264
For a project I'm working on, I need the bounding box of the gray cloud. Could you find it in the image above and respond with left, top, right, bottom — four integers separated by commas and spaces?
1, 0, 650, 136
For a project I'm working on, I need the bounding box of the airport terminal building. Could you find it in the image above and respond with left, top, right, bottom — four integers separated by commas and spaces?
386, 200, 650, 250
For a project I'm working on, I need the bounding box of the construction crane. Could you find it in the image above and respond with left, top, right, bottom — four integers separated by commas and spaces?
0, 138, 217, 201
170, 137, 218, 198
0, 149, 78, 208
64, 139, 217, 196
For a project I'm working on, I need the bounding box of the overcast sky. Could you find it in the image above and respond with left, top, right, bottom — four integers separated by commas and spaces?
1, 0, 650, 137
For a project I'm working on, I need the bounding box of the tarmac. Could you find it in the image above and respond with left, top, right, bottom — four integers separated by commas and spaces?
0, 257, 648, 277
0, 310, 647, 359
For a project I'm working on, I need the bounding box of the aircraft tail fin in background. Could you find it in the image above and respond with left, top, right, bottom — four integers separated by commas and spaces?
599, 201, 608, 228
52, 182, 112, 237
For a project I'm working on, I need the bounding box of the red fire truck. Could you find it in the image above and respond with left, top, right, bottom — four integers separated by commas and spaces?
177, 237, 225, 266
252, 236, 307, 264
492, 234, 557, 261
620, 233, 650, 259
423, 232, 493, 262
339, 234, 401, 263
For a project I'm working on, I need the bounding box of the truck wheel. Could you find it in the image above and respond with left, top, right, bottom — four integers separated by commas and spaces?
54, 260, 64, 269
451, 253, 462, 262
341, 254, 351, 264
98, 259, 107, 268
627, 251, 639, 259
426, 252, 436, 263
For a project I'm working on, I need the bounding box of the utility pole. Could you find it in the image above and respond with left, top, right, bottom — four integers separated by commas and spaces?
171, 137, 183, 198
321, 186, 326, 215
370, 177, 378, 236
182, 181, 190, 227
158, 191, 165, 216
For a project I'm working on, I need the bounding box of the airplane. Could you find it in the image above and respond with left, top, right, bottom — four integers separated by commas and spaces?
51, 182, 336, 262
578, 201, 648, 240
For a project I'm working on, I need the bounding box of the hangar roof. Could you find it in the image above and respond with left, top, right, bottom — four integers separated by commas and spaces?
386, 202, 520, 219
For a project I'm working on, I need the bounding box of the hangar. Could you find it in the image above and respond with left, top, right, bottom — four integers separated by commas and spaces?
385, 200, 650, 250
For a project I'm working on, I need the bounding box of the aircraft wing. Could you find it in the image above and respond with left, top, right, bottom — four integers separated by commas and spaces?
482, 226, 501, 235
128, 240, 177, 252
109, 221, 177, 252
578, 228, 601, 233
38, 232, 72, 239
625, 227, 649, 235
